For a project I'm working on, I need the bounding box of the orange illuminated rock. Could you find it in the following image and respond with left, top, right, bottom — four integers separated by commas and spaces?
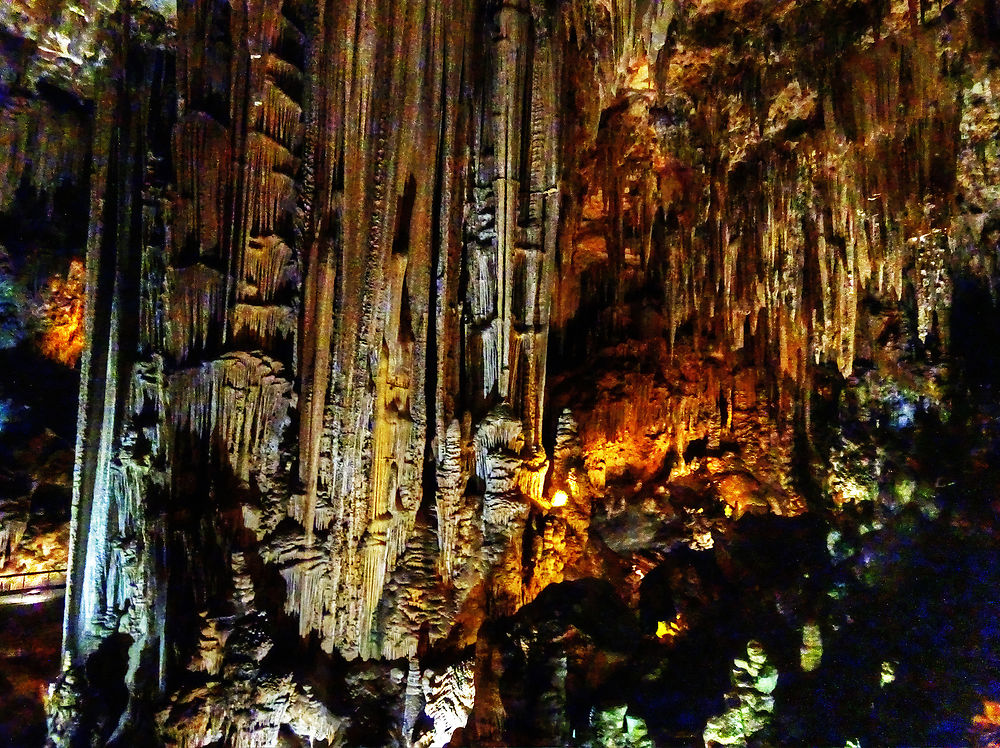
36, 259, 84, 368
973, 701, 1000, 748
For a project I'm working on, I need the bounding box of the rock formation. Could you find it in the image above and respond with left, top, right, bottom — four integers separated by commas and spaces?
0, 0, 996, 744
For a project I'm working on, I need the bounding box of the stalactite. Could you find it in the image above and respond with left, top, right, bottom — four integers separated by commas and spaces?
473, 409, 525, 484
359, 514, 392, 656
239, 236, 293, 302
247, 131, 297, 181
167, 353, 292, 483
468, 247, 498, 324
913, 231, 951, 345
172, 113, 231, 257
436, 418, 470, 581
266, 54, 304, 94
0, 511, 28, 570
247, 171, 295, 235
140, 237, 167, 353
164, 264, 225, 363
479, 319, 501, 400
0, 96, 90, 214
252, 80, 303, 148
515, 447, 548, 503
230, 303, 296, 344
296, 245, 336, 544
277, 552, 332, 642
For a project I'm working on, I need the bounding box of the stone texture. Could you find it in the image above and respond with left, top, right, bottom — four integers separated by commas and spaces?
4, 0, 997, 744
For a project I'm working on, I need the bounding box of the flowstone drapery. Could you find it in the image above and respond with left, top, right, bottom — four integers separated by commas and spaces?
55, 0, 569, 742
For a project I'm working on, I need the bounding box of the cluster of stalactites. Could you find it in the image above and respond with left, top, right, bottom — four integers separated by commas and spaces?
0, 96, 90, 216
554, 12, 961, 400
164, 264, 225, 363
168, 352, 293, 484
232, 4, 304, 361
169, 0, 305, 369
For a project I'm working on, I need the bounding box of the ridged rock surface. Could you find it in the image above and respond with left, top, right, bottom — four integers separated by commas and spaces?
8, 0, 998, 745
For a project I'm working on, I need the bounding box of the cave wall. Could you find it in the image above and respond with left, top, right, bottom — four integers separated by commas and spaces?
0, 0, 96, 610
53, 0, 574, 743
36, 0, 1000, 744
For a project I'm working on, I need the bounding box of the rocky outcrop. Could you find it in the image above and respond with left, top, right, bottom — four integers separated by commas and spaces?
23, 0, 1000, 745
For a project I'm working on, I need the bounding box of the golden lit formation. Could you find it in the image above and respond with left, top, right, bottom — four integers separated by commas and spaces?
973, 701, 1000, 748
36, 260, 85, 368
656, 613, 687, 641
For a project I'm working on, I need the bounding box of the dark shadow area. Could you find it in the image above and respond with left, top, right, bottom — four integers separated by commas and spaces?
0, 597, 63, 747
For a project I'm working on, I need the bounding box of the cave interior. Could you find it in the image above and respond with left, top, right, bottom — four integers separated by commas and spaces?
2, 0, 1000, 746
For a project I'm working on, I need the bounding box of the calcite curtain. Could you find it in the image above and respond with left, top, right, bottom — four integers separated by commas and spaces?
65, 0, 569, 698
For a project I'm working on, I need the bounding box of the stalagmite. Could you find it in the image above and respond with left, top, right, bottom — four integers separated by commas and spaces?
420, 659, 476, 748
436, 418, 470, 581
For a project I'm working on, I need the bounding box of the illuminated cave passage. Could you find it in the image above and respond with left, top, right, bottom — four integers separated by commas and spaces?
2, 0, 1000, 745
